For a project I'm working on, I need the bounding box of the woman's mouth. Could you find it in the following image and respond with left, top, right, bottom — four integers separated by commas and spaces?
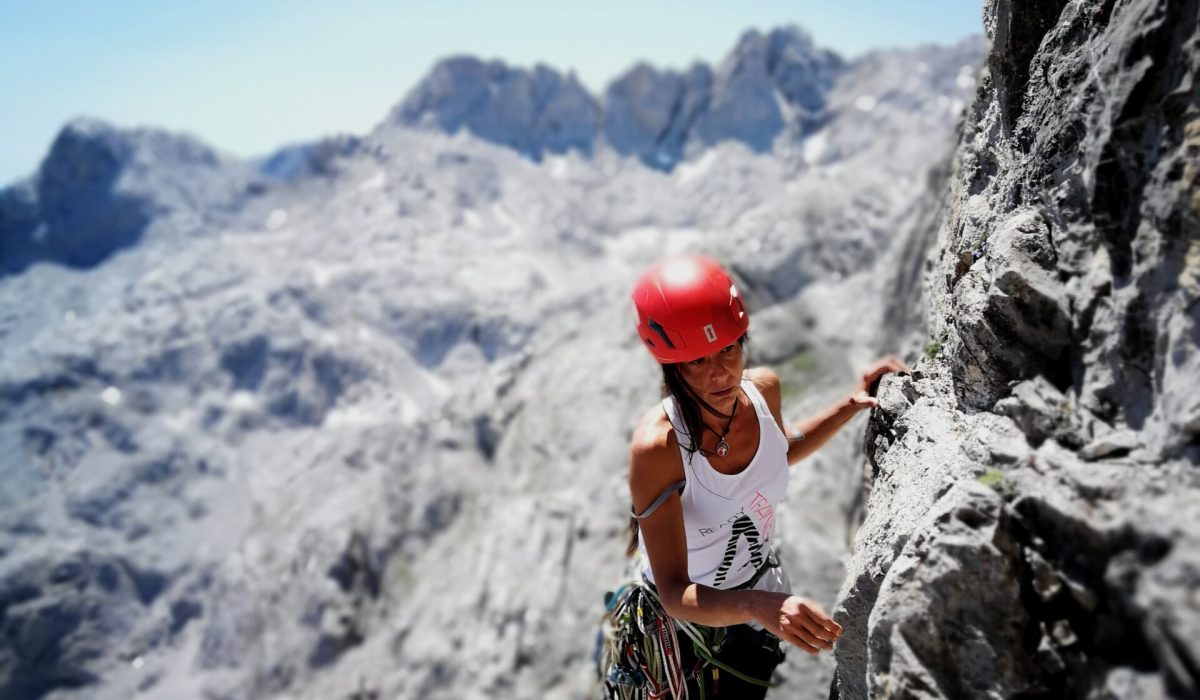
712, 385, 737, 397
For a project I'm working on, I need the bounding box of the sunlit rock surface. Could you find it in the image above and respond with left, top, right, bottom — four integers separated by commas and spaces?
833, 0, 1200, 697
390, 57, 602, 161
0, 25, 983, 700
0, 119, 257, 276
396, 26, 970, 173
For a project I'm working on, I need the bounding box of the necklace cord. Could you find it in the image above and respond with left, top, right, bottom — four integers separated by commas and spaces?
700, 392, 738, 457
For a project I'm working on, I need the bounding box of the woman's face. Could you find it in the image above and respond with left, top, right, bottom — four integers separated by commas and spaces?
677, 340, 744, 410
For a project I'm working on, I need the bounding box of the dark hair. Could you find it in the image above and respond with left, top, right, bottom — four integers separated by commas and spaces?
625, 333, 748, 556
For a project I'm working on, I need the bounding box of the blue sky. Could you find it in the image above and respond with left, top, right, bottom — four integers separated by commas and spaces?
0, 1, 983, 185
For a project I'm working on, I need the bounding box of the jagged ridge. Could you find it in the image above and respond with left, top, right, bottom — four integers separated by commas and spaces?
390, 26, 845, 169
0, 119, 257, 276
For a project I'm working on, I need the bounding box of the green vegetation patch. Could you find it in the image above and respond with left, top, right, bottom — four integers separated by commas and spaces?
780, 350, 818, 400
787, 351, 817, 373
977, 468, 1005, 488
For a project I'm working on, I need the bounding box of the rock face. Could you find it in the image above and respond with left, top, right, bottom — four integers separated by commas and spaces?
389, 57, 602, 161
0, 119, 255, 276
697, 27, 842, 150
396, 26, 845, 169
834, 0, 1200, 697
256, 135, 364, 181
603, 63, 714, 169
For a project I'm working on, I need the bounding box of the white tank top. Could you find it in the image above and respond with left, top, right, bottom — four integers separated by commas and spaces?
638, 377, 790, 590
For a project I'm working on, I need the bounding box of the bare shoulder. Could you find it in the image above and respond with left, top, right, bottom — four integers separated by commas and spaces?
744, 366, 787, 432
629, 404, 680, 471
628, 404, 685, 505
743, 366, 781, 398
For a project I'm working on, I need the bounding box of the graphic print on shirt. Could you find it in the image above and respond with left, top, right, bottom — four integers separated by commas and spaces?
712, 513, 764, 587
709, 490, 776, 587
746, 491, 775, 537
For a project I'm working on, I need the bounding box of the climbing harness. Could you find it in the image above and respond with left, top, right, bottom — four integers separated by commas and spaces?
597, 580, 776, 700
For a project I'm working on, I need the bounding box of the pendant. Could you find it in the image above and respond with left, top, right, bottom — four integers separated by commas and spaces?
715, 438, 730, 457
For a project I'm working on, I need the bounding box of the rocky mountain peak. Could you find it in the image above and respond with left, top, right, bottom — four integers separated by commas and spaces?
39, 119, 137, 196
0, 118, 254, 276
389, 56, 601, 160
256, 135, 364, 181
389, 25, 857, 168
38, 118, 229, 197
726, 25, 843, 113
602, 61, 713, 168
697, 25, 843, 151
1, 119, 153, 274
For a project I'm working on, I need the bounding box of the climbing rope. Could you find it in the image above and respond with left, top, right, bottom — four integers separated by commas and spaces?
597, 581, 774, 700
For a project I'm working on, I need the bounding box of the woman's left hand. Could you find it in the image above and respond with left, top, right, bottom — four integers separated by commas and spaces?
849, 356, 911, 410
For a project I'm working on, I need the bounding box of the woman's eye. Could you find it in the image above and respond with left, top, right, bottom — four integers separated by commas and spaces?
721, 345, 735, 353
689, 358, 706, 366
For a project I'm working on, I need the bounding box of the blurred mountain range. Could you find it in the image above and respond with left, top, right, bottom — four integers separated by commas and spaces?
0, 26, 982, 699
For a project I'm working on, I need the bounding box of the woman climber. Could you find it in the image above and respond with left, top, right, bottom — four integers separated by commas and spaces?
610, 254, 908, 698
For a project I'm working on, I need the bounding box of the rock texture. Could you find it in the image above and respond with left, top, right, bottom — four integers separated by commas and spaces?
396, 27, 855, 170
834, 0, 1200, 697
256, 135, 364, 182
389, 57, 602, 161
697, 27, 842, 151
0, 119, 256, 276
603, 62, 714, 169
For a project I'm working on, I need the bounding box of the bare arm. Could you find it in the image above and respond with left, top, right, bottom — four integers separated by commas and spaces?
786, 396, 861, 464
751, 358, 910, 465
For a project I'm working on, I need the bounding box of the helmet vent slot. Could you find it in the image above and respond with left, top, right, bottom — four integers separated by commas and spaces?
647, 319, 675, 348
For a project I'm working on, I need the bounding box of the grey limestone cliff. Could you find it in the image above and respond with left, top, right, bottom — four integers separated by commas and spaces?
603, 62, 714, 169
389, 57, 602, 161
696, 26, 843, 151
0, 119, 256, 276
834, 0, 1200, 697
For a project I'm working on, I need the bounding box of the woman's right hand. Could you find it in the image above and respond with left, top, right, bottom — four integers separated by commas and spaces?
752, 593, 842, 654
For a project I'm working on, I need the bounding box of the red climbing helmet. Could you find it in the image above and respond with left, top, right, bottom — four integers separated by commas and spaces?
632, 254, 749, 364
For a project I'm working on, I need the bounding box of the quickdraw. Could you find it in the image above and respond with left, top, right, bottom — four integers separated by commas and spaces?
597, 581, 774, 700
